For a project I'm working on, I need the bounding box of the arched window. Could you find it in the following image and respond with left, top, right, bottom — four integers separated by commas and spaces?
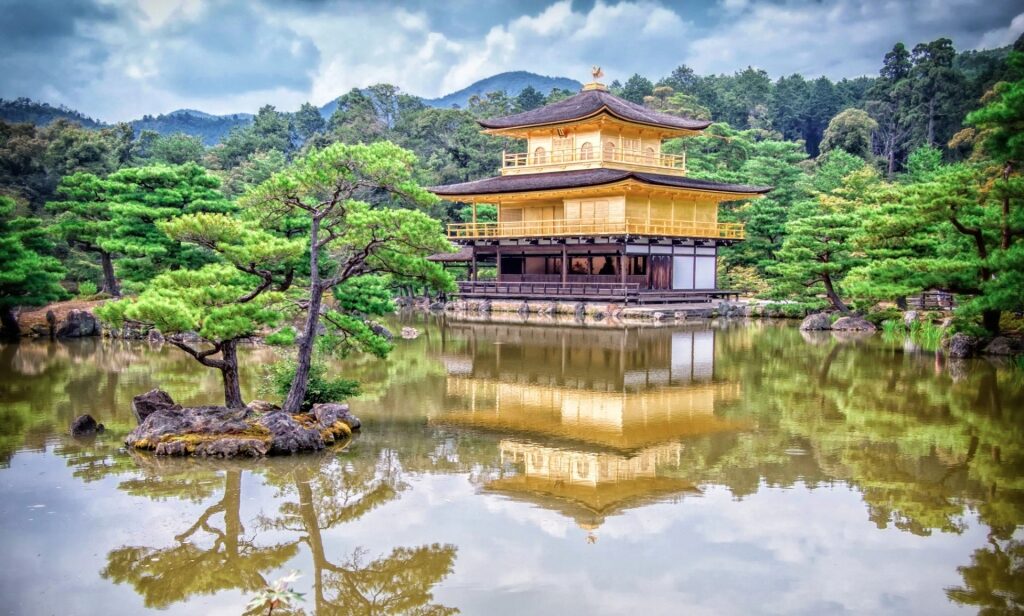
603, 141, 616, 160
580, 142, 593, 160
533, 146, 547, 164
644, 146, 656, 164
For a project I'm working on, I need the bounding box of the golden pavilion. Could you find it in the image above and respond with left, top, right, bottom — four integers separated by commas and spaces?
429, 68, 771, 305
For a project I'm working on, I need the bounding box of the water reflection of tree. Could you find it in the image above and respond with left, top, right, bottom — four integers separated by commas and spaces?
259, 454, 459, 615
101, 467, 298, 609
945, 537, 1024, 614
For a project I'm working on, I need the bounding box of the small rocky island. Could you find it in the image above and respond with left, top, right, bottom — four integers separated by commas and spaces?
122, 389, 360, 457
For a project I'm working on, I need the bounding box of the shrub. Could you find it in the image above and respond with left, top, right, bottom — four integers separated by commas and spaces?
263, 357, 359, 412
77, 280, 98, 298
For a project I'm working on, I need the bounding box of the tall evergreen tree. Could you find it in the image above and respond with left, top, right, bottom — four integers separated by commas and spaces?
0, 196, 67, 337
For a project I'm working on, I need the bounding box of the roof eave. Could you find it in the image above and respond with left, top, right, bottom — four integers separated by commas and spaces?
477, 107, 711, 134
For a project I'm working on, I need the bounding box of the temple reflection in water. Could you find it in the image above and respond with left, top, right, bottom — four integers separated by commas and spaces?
432, 322, 745, 530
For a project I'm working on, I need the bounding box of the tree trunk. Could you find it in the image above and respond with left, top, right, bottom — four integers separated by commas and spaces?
220, 339, 245, 408
982, 309, 1001, 336
100, 251, 120, 297
0, 306, 19, 339
926, 99, 935, 146
284, 218, 322, 413
1002, 162, 1013, 250
822, 274, 849, 314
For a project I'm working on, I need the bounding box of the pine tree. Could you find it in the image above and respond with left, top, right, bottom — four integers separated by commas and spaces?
769, 159, 869, 311
97, 213, 303, 407
0, 196, 67, 337
241, 141, 454, 412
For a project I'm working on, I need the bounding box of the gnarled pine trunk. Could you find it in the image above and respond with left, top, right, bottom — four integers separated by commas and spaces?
100, 251, 120, 297
284, 217, 322, 413
220, 339, 245, 408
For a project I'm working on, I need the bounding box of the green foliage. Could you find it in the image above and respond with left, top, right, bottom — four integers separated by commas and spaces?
0, 195, 67, 325
819, 108, 878, 159
264, 357, 360, 411
456, 204, 497, 223
77, 280, 98, 297
621, 74, 654, 104
137, 132, 206, 165
48, 163, 237, 292
213, 105, 293, 169
769, 164, 868, 311
264, 327, 296, 346
515, 85, 546, 112
96, 263, 283, 340
334, 275, 395, 316
966, 50, 1024, 163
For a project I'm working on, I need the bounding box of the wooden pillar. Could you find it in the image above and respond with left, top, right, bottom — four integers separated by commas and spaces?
496, 246, 502, 281
620, 249, 627, 285
471, 249, 477, 282
472, 202, 477, 225
561, 244, 568, 284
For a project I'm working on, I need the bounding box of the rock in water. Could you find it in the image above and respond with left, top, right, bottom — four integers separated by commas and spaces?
947, 333, 978, 359
56, 309, 99, 338
70, 414, 103, 437
800, 313, 832, 331
257, 411, 324, 454
400, 327, 420, 340
126, 401, 355, 457
312, 402, 361, 431
903, 311, 919, 328
983, 336, 1022, 356
830, 316, 877, 332
131, 389, 181, 424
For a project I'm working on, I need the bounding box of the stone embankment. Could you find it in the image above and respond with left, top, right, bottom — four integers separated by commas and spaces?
118, 389, 361, 457
401, 297, 813, 323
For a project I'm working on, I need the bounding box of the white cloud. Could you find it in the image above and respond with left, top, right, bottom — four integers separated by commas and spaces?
2, 0, 1022, 121
977, 11, 1024, 49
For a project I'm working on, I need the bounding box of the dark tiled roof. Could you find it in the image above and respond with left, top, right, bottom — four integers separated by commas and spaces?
430, 168, 771, 197
478, 88, 711, 131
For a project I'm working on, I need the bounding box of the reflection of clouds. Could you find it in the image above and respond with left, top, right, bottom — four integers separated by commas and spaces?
333, 474, 986, 616
482, 493, 575, 539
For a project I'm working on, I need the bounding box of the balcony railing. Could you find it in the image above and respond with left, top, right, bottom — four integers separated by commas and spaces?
447, 218, 744, 240
503, 146, 686, 173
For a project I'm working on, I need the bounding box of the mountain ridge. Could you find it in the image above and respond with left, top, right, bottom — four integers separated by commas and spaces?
0, 71, 582, 145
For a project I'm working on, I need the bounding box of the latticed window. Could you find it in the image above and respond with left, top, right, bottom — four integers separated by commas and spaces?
552, 136, 572, 162
533, 146, 547, 164
580, 142, 594, 160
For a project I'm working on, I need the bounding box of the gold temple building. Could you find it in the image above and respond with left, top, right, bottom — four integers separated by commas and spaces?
429, 69, 771, 305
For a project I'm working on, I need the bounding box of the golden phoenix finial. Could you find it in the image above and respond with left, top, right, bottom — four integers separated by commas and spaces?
591, 66, 604, 80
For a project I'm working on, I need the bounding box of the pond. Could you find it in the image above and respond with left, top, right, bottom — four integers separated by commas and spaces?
1, 315, 1022, 615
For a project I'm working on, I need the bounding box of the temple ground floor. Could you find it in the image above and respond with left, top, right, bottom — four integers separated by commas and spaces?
445, 236, 739, 305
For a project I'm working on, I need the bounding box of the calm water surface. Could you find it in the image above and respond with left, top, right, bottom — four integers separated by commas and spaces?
1, 315, 1022, 615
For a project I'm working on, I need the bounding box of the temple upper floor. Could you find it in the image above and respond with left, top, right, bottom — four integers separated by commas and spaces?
502, 125, 688, 176
478, 82, 710, 177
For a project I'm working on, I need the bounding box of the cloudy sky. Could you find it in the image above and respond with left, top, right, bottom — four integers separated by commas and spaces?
2, 0, 1022, 122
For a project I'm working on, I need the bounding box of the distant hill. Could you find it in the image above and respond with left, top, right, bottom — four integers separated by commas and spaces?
0, 97, 105, 129
2, 71, 582, 142
422, 71, 581, 109
131, 109, 253, 146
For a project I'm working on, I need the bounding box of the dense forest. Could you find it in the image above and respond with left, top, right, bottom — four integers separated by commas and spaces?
1, 35, 1022, 342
